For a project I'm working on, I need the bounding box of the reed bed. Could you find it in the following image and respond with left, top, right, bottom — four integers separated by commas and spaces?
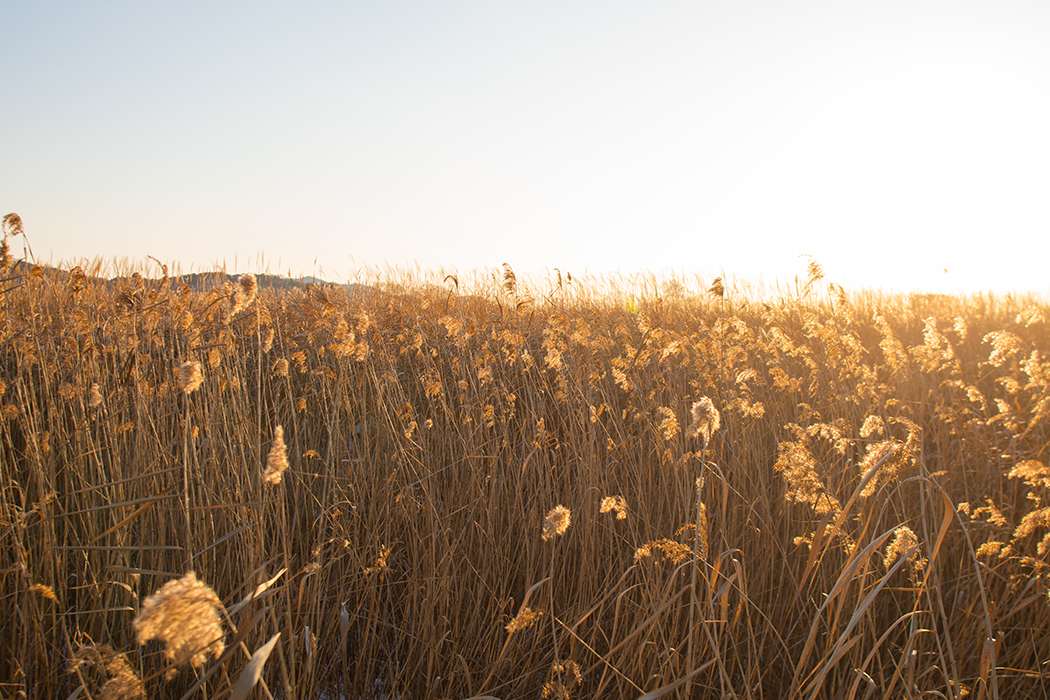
1, 227, 1048, 698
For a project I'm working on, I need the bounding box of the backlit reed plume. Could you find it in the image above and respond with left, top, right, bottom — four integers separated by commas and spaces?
100, 652, 145, 700
1008, 460, 1050, 491
1, 212, 23, 237
178, 361, 203, 395
505, 606, 544, 634
29, 583, 57, 601
773, 441, 842, 517
883, 525, 927, 581
883, 526, 919, 569
132, 572, 225, 680
261, 326, 275, 353
1012, 507, 1050, 555
859, 414, 885, 438
599, 495, 627, 520
634, 538, 692, 564
542, 504, 571, 541
542, 660, 582, 700
70, 645, 146, 700
363, 545, 392, 575
686, 397, 720, 446
262, 425, 290, 485
88, 383, 103, 408
858, 439, 911, 498
228, 273, 257, 319
0, 213, 21, 272
502, 263, 517, 296
656, 406, 679, 441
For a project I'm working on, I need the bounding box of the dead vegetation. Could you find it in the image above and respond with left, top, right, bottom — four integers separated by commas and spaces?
1, 227, 1048, 698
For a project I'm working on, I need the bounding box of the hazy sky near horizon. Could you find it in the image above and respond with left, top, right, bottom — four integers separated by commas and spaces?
3, 1, 1049, 294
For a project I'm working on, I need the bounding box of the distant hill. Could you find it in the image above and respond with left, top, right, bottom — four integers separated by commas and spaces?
5, 261, 378, 300
168, 272, 335, 292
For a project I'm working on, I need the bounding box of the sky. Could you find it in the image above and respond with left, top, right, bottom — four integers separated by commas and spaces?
2, 1, 1049, 294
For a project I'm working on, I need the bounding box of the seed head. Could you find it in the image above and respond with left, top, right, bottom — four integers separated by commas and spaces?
542, 504, 571, 541
599, 495, 627, 521
686, 397, 720, 445
178, 362, 203, 395
505, 606, 544, 634
262, 425, 290, 485
132, 572, 224, 680
99, 650, 146, 700
88, 383, 104, 408
228, 273, 257, 319
883, 525, 927, 581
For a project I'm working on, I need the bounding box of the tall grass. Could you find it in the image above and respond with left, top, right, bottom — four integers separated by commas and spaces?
1, 240, 1048, 698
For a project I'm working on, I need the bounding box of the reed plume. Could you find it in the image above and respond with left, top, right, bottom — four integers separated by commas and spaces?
599, 495, 627, 520
542, 505, 571, 541
262, 425, 290, 485
505, 606, 543, 634
686, 397, 720, 446
178, 361, 203, 395
132, 572, 225, 680
228, 272, 258, 319
69, 645, 145, 700
88, 383, 103, 408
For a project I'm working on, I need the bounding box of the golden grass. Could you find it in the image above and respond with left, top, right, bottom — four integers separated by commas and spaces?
0, 240, 1049, 698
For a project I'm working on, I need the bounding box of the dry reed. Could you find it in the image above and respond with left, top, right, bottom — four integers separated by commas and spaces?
1, 242, 1048, 698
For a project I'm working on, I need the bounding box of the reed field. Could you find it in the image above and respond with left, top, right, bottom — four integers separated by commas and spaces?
2, 215, 1050, 699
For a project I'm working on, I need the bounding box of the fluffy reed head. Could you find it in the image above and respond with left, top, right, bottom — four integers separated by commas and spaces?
29, 583, 57, 601
228, 273, 258, 319
505, 606, 544, 634
599, 495, 627, 520
656, 406, 679, 441
883, 525, 927, 581
2, 212, 23, 237
178, 361, 203, 395
1008, 460, 1050, 491
686, 397, 720, 446
88, 383, 103, 408
363, 545, 393, 576
773, 441, 842, 518
542, 504, 572, 541
99, 653, 146, 700
132, 572, 225, 680
262, 425, 290, 485
542, 660, 582, 699
70, 645, 145, 700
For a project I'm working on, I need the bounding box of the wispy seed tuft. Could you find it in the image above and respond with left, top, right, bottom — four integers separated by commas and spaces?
262, 425, 290, 485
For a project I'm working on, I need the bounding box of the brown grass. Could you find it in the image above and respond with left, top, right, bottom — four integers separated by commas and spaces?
0, 238, 1049, 698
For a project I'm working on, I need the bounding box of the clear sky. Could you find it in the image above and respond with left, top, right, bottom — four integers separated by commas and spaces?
3, 1, 1049, 294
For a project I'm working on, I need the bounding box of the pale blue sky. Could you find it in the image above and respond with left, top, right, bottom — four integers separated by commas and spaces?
3, 1, 1049, 293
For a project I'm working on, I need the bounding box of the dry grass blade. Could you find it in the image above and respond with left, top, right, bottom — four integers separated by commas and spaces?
635, 659, 717, 700
791, 528, 898, 696
583, 584, 690, 678
799, 445, 901, 591
88, 492, 176, 544
228, 568, 287, 616
801, 539, 924, 700
229, 632, 281, 700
